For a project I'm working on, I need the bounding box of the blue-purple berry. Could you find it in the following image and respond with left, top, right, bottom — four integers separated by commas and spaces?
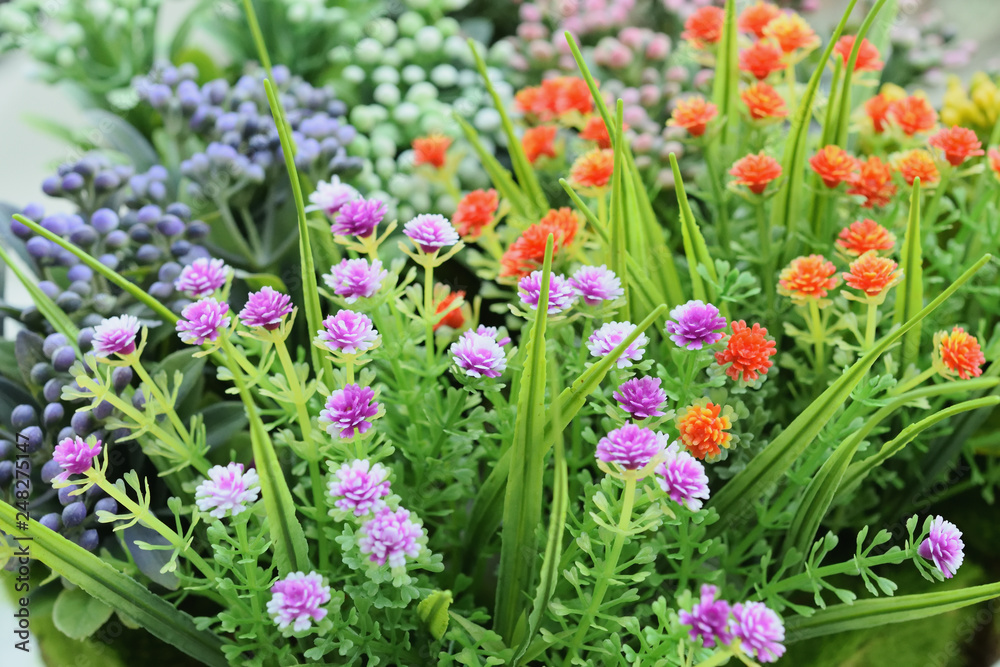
11, 405, 37, 430
62, 502, 87, 527
38, 513, 61, 532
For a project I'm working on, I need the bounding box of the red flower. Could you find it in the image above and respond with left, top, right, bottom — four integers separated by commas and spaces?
669, 96, 718, 137
989, 148, 1000, 180
847, 156, 897, 208
741, 82, 787, 120
522, 125, 558, 164
729, 152, 782, 194
412, 135, 451, 169
434, 291, 466, 330
937, 327, 986, 379
833, 35, 883, 72
763, 12, 820, 54
778, 254, 839, 300
682, 6, 725, 48
738, 2, 781, 39
865, 93, 895, 134
739, 40, 786, 80
579, 115, 626, 149
499, 208, 580, 278
569, 148, 614, 189
809, 145, 858, 188
836, 219, 896, 256
894, 149, 939, 186
928, 126, 985, 166
889, 95, 938, 136
515, 78, 593, 121
715, 320, 777, 383
453, 189, 499, 238
843, 250, 901, 297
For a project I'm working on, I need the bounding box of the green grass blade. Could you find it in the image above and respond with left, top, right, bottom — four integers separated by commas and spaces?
711, 0, 739, 148
609, 100, 629, 319
892, 180, 924, 370
0, 239, 80, 350
455, 114, 534, 219
564, 33, 615, 147
669, 153, 719, 308
833, 0, 890, 147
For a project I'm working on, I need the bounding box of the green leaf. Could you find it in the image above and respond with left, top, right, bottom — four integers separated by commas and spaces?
0, 238, 80, 350
417, 590, 453, 641
609, 100, 629, 319
53, 587, 115, 640
833, 0, 890, 147
455, 114, 534, 219
670, 153, 720, 309
152, 349, 206, 410
892, 180, 924, 370
85, 110, 159, 171
710, 0, 740, 148
202, 402, 249, 451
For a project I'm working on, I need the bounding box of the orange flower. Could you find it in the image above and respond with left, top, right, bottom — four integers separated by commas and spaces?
833, 35, 883, 72
715, 320, 777, 383
682, 6, 725, 48
989, 148, 1000, 180
778, 254, 839, 300
669, 96, 718, 137
836, 219, 896, 256
738, 1, 781, 39
809, 145, 858, 188
763, 12, 820, 54
434, 291, 465, 331
515, 86, 544, 115
676, 399, 733, 460
569, 148, 614, 189
453, 189, 499, 238
500, 208, 580, 278
741, 82, 787, 120
928, 126, 985, 166
729, 152, 782, 194
847, 156, 897, 208
937, 327, 986, 379
739, 40, 786, 80
579, 115, 626, 149
412, 135, 451, 169
522, 125, 558, 164
843, 250, 901, 297
888, 95, 938, 136
865, 93, 894, 134
515, 77, 593, 120
894, 149, 939, 186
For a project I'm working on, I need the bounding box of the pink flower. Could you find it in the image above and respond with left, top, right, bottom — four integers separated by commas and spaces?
327, 459, 391, 516
518, 271, 578, 314
239, 287, 293, 330
587, 321, 649, 368
596, 422, 666, 470
569, 265, 624, 305
316, 310, 378, 355
174, 258, 229, 298
267, 571, 331, 632
333, 198, 385, 238
358, 506, 424, 568
679, 585, 732, 649
918, 515, 965, 579
450, 330, 507, 378
194, 462, 260, 519
309, 176, 358, 216
403, 214, 460, 253
730, 601, 785, 663
319, 384, 380, 438
613, 376, 667, 420
176, 298, 231, 345
52, 436, 102, 482
655, 443, 710, 510
323, 258, 388, 303
92, 315, 140, 357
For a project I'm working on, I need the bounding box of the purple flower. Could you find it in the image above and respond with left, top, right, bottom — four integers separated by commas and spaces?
52, 436, 102, 483
327, 459, 391, 516
596, 422, 666, 470
403, 214, 459, 253
309, 176, 358, 216
588, 321, 649, 369
730, 601, 785, 663
474, 325, 511, 347
613, 376, 667, 419
655, 443, 710, 510
319, 384, 380, 438
358, 506, 424, 568
679, 585, 732, 649
239, 287, 293, 330
569, 265, 624, 305
194, 462, 260, 519
176, 298, 231, 345
316, 310, 378, 355
918, 516, 965, 579
266, 571, 331, 633
323, 258, 388, 303
665, 300, 727, 350
518, 271, 577, 314
174, 258, 229, 297
450, 330, 507, 378
333, 198, 385, 237
92, 315, 140, 357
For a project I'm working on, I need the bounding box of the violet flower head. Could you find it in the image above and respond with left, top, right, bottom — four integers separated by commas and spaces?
316, 310, 378, 355
52, 436, 102, 483
239, 286, 293, 330
327, 459, 391, 516
194, 462, 261, 519
613, 376, 667, 419
665, 300, 727, 350
309, 176, 358, 217
678, 584, 732, 649
176, 298, 230, 345
323, 258, 388, 303
655, 443, 710, 510
587, 321, 649, 368
333, 198, 385, 237
518, 271, 577, 314
174, 257, 229, 298
569, 265, 624, 305
474, 325, 511, 347
403, 214, 460, 253
319, 384, 380, 438
92, 315, 140, 358
730, 601, 785, 663
596, 422, 666, 470
450, 330, 507, 378
358, 506, 424, 568
918, 516, 965, 579
266, 571, 331, 633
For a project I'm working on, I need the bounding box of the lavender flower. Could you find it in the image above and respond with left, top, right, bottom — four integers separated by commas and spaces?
918, 516, 965, 579
176, 298, 231, 345
518, 271, 578, 314
450, 330, 507, 378
267, 571, 331, 633
588, 321, 649, 368
665, 300, 727, 350
655, 443, 710, 510
327, 459, 391, 516
403, 214, 460, 253
679, 585, 732, 649
473, 325, 511, 347
194, 462, 261, 519
569, 265, 624, 305
333, 198, 385, 237
613, 376, 667, 419
323, 258, 388, 303
596, 422, 666, 470
319, 384, 380, 438
239, 287, 293, 330
316, 310, 378, 355
730, 601, 786, 663
174, 258, 229, 297
52, 436, 102, 483
358, 506, 424, 568
309, 176, 358, 216
92, 315, 140, 357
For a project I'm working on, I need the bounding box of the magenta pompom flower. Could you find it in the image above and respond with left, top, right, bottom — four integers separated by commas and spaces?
323, 258, 388, 303
309, 176, 358, 216
174, 258, 229, 298
679, 584, 732, 649
665, 300, 727, 350
333, 198, 385, 238
319, 384, 380, 438
596, 422, 666, 470
239, 287, 293, 330
474, 325, 511, 347
176, 298, 231, 345
613, 376, 667, 420
403, 214, 460, 253
730, 601, 786, 663
588, 321, 649, 369
327, 459, 391, 517
655, 443, 710, 510
266, 571, 331, 633
92, 315, 141, 357
316, 310, 378, 355
52, 436, 102, 483
569, 265, 624, 305
918, 515, 965, 579
518, 271, 577, 314
450, 330, 507, 378
358, 506, 424, 568
194, 462, 261, 519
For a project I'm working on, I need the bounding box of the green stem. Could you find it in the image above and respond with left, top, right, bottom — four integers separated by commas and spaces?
272, 337, 314, 442
771, 549, 909, 595
235, 518, 263, 620
308, 458, 330, 567
424, 259, 437, 367
704, 150, 730, 248
756, 202, 773, 314
863, 300, 878, 351
808, 300, 825, 374
128, 357, 192, 444
785, 60, 798, 118
889, 366, 937, 396
922, 168, 953, 238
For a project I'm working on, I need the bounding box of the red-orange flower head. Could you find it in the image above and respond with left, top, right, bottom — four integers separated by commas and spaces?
715, 320, 777, 384
778, 254, 839, 301
682, 6, 725, 48
676, 399, 734, 461
843, 250, 901, 298
570, 148, 614, 189
516, 77, 593, 121
738, 1, 781, 39
669, 96, 719, 137
928, 126, 985, 167
809, 145, 858, 188
865, 93, 895, 134
453, 189, 499, 238
739, 39, 786, 81
763, 12, 820, 54
833, 35, 883, 72
741, 82, 788, 120
888, 95, 938, 136
522, 125, 559, 164
894, 149, 940, 186
836, 219, 896, 256
936, 327, 986, 379
847, 156, 898, 209
989, 148, 1000, 180
434, 291, 466, 331
579, 115, 626, 149
412, 134, 451, 169
499, 208, 580, 278
729, 152, 782, 194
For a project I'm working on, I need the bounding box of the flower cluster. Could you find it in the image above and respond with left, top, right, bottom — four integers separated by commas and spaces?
680, 585, 785, 663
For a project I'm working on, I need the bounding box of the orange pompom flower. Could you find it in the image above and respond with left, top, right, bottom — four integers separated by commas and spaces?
989, 148, 1000, 180
865, 93, 895, 134
833, 35, 883, 72
515, 77, 593, 120
669, 96, 719, 137
682, 6, 725, 48
729, 152, 782, 194
847, 156, 897, 208
778, 254, 839, 301
936, 327, 986, 379
809, 145, 858, 188
500, 208, 580, 278
843, 250, 901, 298
836, 219, 896, 256
715, 320, 777, 384
579, 115, 626, 149
763, 12, 820, 54
928, 126, 985, 167
741, 82, 788, 120
738, 2, 781, 39
894, 149, 939, 186
570, 148, 614, 189
412, 134, 451, 169
739, 40, 786, 80
522, 125, 559, 164
675, 399, 734, 461
434, 291, 466, 330
453, 189, 499, 238
888, 95, 938, 136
